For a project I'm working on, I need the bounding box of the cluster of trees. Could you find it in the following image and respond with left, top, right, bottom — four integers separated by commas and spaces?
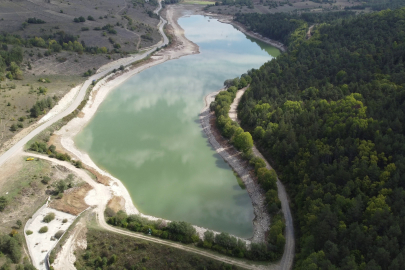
106, 210, 279, 261
29, 96, 55, 118
27, 17, 45, 24
106, 211, 199, 244
211, 77, 285, 261
234, 11, 355, 48
29, 141, 72, 162
102, 24, 117, 34
0, 32, 111, 56
73, 16, 86, 23
0, 233, 22, 263
164, 0, 181, 4
236, 7, 405, 269
0, 45, 23, 80
221, 0, 253, 8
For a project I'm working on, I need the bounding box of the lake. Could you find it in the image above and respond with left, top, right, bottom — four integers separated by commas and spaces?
75, 15, 279, 238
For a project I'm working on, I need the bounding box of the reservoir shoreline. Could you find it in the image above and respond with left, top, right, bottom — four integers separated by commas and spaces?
51, 4, 255, 243
52, 4, 283, 243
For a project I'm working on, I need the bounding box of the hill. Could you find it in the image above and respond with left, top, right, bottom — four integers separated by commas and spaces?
237, 8, 405, 269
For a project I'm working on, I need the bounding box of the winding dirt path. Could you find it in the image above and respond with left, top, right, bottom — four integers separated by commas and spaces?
229, 88, 295, 270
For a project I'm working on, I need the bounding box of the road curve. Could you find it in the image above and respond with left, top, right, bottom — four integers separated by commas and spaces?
0, 0, 168, 168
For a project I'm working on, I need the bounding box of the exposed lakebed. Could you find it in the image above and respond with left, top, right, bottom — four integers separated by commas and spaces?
75, 15, 279, 238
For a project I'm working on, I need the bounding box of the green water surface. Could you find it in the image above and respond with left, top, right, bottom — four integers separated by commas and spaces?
75, 15, 280, 238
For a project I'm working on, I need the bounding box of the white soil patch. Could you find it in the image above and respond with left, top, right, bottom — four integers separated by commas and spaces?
38, 85, 82, 124
25, 202, 76, 270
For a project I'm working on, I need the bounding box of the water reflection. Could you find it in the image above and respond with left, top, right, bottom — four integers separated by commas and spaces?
75, 15, 280, 238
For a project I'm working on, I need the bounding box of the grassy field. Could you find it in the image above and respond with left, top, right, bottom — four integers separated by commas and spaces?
75, 226, 244, 270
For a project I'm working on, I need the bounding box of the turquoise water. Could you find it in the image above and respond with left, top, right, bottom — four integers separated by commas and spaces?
75, 15, 279, 238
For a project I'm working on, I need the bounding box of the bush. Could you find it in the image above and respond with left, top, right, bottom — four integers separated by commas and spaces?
39, 226, 48, 233
25, 230, 33, 235
43, 212, 55, 223
54, 230, 64, 239
62, 218, 68, 223
27, 17, 45, 24
0, 196, 8, 211
42, 176, 51, 184
87, 15, 95, 21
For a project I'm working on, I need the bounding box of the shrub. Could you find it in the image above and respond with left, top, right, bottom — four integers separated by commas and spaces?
0, 196, 8, 211
62, 218, 68, 223
41, 176, 51, 185
87, 15, 95, 21
26, 230, 33, 235
39, 226, 48, 233
54, 230, 64, 239
43, 212, 55, 223
27, 17, 45, 24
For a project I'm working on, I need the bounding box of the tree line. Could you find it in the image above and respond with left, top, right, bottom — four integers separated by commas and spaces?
234, 11, 356, 48
0, 44, 23, 80
236, 7, 405, 269
211, 75, 286, 261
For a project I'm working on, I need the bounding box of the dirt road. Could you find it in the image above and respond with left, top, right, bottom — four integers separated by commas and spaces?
228, 88, 295, 270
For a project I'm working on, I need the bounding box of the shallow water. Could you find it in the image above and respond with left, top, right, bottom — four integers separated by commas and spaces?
75, 15, 279, 238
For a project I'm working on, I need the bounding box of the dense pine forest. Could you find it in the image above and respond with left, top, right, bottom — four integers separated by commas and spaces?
236, 8, 405, 270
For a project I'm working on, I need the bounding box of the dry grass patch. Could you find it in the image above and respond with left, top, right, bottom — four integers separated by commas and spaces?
49, 183, 92, 215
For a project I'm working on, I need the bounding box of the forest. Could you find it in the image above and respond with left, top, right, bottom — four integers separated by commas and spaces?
235, 7, 405, 270
234, 11, 356, 48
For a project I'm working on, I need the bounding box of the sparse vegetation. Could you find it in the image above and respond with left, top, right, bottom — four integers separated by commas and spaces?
27, 17, 46, 24
75, 228, 240, 270
43, 212, 55, 223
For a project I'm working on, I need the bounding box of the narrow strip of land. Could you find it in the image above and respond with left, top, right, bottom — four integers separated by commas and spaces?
22, 151, 274, 270
201, 88, 294, 270
229, 88, 295, 270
